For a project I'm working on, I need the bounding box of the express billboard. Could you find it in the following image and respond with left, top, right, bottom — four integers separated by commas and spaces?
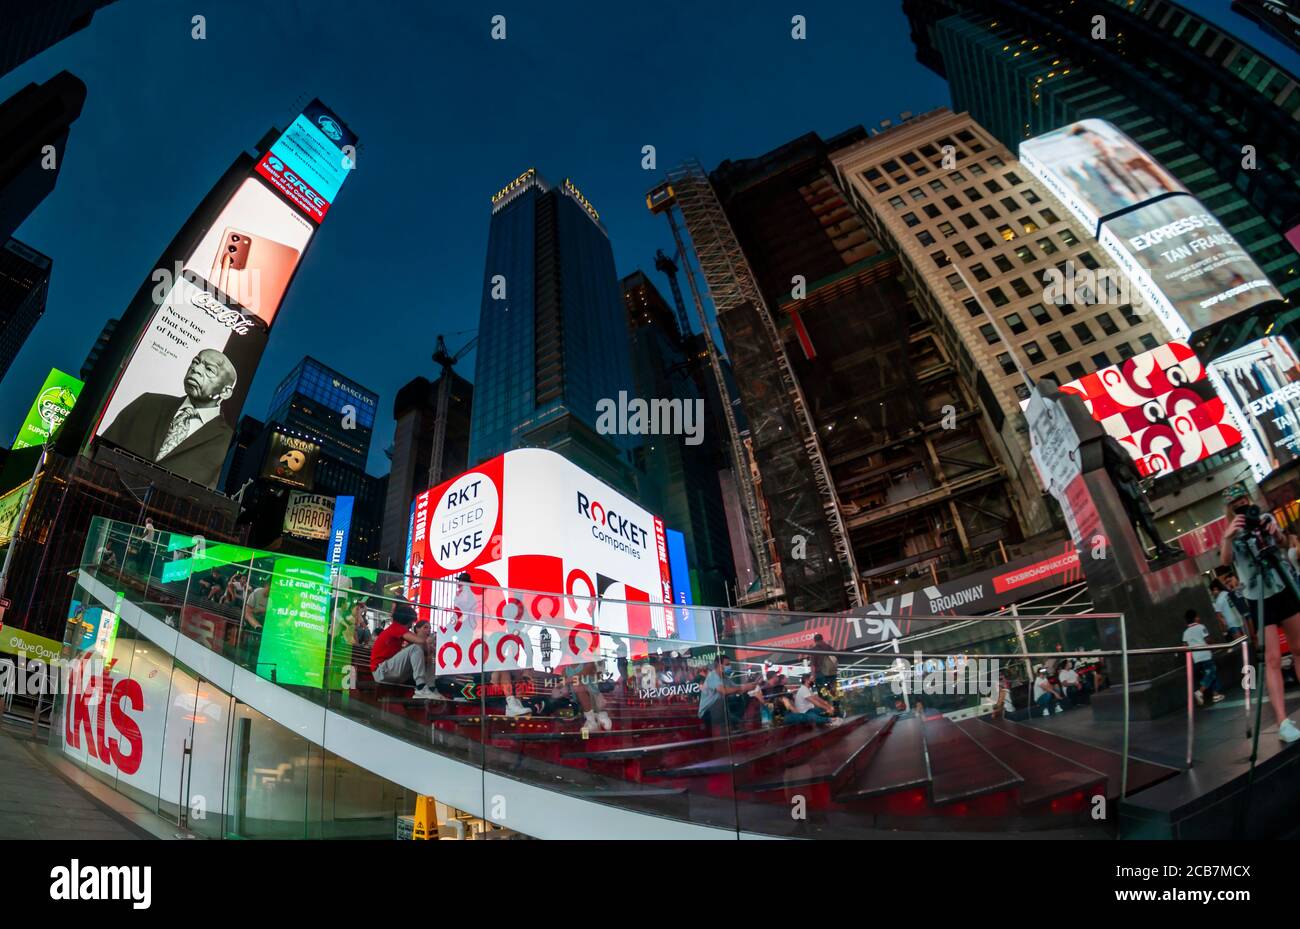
95, 274, 267, 489
12, 368, 82, 450
1052, 340, 1241, 477
1206, 335, 1300, 481
404, 449, 680, 676
1019, 119, 1282, 341
261, 429, 320, 490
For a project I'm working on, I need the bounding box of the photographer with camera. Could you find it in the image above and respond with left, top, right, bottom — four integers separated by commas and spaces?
1219, 485, 1300, 743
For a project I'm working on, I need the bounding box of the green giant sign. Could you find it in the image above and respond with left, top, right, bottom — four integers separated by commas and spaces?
13, 368, 83, 450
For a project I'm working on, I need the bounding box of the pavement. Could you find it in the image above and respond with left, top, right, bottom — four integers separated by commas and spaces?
0, 722, 178, 840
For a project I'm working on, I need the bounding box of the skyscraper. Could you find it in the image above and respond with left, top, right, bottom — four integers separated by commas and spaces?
0, 1, 115, 79
380, 369, 473, 571
265, 356, 377, 469
469, 169, 638, 494
0, 238, 51, 385
904, 0, 1300, 311
79, 316, 117, 382
0, 70, 87, 243
621, 270, 735, 606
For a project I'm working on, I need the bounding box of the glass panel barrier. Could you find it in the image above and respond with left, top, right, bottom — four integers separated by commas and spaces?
61, 517, 1188, 838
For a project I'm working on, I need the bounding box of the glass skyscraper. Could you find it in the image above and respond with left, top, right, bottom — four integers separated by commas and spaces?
904, 0, 1300, 309
469, 169, 637, 493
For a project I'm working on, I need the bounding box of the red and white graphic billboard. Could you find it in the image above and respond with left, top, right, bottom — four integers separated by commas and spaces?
1053, 341, 1241, 477
405, 449, 676, 676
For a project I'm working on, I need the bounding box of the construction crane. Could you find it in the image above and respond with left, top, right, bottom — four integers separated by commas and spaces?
429, 332, 477, 488
654, 248, 693, 339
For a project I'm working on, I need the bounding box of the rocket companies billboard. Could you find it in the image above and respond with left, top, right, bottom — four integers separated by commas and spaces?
1206, 336, 1300, 481
1019, 119, 1282, 341
404, 449, 681, 676
12, 368, 83, 449
95, 274, 266, 489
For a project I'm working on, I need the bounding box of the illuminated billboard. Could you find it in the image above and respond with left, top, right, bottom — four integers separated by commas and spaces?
283, 491, 334, 541
183, 178, 315, 327
1206, 336, 1300, 481
1053, 341, 1241, 477
12, 367, 82, 449
255, 99, 357, 224
404, 449, 680, 676
95, 274, 267, 489
261, 429, 319, 490
1020, 119, 1282, 341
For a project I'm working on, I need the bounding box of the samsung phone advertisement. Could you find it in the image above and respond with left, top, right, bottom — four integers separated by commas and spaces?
183, 178, 314, 327
95, 274, 267, 489
1207, 336, 1300, 481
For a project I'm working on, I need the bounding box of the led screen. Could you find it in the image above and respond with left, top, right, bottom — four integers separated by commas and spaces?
283, 491, 334, 541
1207, 336, 1300, 481
260, 430, 320, 490
12, 367, 83, 449
255, 99, 357, 223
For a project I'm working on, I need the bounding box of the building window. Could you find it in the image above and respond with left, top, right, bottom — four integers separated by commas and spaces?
917, 230, 935, 245
889, 196, 906, 209
1019, 216, 1039, 234
950, 170, 967, 182
1116, 341, 1134, 359
1004, 170, 1022, 184
931, 250, 951, 268
988, 155, 1005, 168
947, 272, 966, 291
1066, 362, 1087, 380
1029, 303, 1051, 324
1010, 277, 1033, 297
1023, 340, 1045, 364
944, 195, 962, 210
959, 212, 978, 229
1037, 237, 1059, 255
1001, 196, 1021, 212
988, 286, 1009, 307
1078, 250, 1100, 270
929, 178, 947, 191
953, 240, 973, 258
1023, 188, 1041, 204
1091, 351, 1111, 369
976, 232, 996, 249
1059, 228, 1079, 246
980, 205, 1000, 221
902, 152, 920, 165
1015, 383, 1031, 401
1139, 333, 1159, 351
997, 352, 1017, 375
963, 297, 982, 317
1072, 322, 1096, 345
903, 212, 921, 227
964, 187, 984, 201
998, 224, 1017, 241
969, 162, 987, 176
993, 254, 1014, 273
1040, 208, 1061, 225
864, 167, 882, 181
1096, 312, 1118, 335
1118, 304, 1139, 325
1048, 331, 1071, 355
1005, 312, 1027, 334
909, 187, 926, 201
923, 203, 941, 218
972, 262, 991, 282
883, 159, 901, 173
984, 179, 1004, 193
938, 221, 957, 237
980, 323, 1001, 344
1015, 244, 1035, 264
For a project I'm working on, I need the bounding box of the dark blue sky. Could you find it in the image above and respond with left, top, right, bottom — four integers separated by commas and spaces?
0, 0, 1287, 476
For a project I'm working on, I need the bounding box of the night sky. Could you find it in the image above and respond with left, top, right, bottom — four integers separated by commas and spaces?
0, 0, 1287, 476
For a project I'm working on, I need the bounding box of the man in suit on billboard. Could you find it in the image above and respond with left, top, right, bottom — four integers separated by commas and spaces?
100, 349, 237, 489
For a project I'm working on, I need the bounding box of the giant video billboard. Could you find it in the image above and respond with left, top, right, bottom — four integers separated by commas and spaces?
404, 449, 681, 676
1206, 336, 1300, 481
12, 368, 82, 450
95, 274, 267, 489
1020, 119, 1282, 341
1054, 341, 1241, 476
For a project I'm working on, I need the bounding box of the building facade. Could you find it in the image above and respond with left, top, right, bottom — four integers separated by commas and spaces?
0, 70, 86, 244
469, 169, 637, 494
904, 0, 1300, 313
1, 1, 115, 78
0, 238, 50, 385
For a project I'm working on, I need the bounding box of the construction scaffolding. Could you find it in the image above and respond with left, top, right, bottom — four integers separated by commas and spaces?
662, 161, 862, 611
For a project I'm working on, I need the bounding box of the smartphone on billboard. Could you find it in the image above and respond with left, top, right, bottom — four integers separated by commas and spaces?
210, 228, 300, 322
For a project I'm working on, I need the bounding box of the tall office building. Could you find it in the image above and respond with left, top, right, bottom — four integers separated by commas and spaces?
0, 70, 87, 243
0, 238, 51, 385
469, 169, 638, 494
265, 357, 376, 469
833, 109, 1175, 528
904, 0, 1300, 312
621, 270, 735, 606
380, 369, 473, 571
79, 316, 117, 382
1, 1, 115, 78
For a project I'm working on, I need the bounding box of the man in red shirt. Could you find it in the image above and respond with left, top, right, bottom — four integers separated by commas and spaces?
370, 602, 439, 700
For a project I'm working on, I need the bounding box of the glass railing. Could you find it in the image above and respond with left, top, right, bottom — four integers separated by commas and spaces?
48, 516, 1257, 839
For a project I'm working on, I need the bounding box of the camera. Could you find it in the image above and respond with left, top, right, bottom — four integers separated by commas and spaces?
1240, 504, 1263, 533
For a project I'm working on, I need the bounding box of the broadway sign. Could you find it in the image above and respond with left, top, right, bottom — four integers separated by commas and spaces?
735, 541, 1081, 655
